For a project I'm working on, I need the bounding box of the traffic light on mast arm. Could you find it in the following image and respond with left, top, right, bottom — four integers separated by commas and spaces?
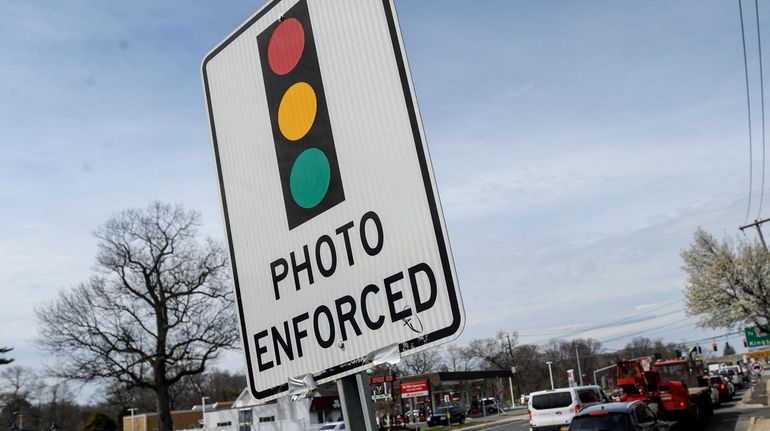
712, 342, 718, 352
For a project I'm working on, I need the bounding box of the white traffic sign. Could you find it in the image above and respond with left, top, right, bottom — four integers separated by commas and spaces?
203, 0, 464, 401
752, 362, 764, 374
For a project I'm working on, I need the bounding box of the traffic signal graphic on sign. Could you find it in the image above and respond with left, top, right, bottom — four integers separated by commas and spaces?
257, 0, 345, 229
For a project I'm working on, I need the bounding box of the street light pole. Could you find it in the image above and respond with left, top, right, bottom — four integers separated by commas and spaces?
545, 362, 554, 390
201, 396, 210, 430
575, 346, 584, 386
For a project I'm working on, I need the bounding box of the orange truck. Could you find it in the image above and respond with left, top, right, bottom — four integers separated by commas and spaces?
616, 356, 712, 428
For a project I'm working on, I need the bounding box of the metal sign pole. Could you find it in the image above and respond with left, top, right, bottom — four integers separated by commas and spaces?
337, 372, 378, 431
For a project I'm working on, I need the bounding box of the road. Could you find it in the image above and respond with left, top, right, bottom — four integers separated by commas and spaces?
700, 384, 770, 431
476, 388, 770, 431
477, 418, 529, 431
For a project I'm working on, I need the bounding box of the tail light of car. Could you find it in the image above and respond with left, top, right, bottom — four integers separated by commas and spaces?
528, 410, 532, 420
720, 384, 725, 390
575, 404, 580, 414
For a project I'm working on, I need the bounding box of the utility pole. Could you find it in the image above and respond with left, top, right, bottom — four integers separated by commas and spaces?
739, 217, 770, 251
505, 334, 516, 407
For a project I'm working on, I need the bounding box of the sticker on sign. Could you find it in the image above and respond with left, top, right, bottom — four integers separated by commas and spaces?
202, 0, 464, 401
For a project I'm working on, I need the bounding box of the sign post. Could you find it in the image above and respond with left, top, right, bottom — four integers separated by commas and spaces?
337, 373, 377, 431
202, 0, 464, 427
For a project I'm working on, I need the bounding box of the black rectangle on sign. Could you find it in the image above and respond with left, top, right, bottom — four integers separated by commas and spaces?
257, 0, 345, 230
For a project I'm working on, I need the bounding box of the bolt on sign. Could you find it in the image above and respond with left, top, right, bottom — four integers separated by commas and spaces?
202, 0, 464, 401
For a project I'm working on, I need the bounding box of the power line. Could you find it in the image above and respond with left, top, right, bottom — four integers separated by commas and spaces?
559, 309, 684, 341
516, 300, 681, 337
517, 300, 683, 341
756, 0, 767, 218
676, 330, 744, 346
740, 0, 755, 224
598, 318, 692, 345
560, 300, 682, 337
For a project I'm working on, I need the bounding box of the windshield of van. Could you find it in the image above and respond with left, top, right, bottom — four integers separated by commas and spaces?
532, 392, 572, 409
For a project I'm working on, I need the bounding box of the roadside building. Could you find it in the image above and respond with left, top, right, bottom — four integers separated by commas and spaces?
123, 409, 205, 431
124, 390, 342, 431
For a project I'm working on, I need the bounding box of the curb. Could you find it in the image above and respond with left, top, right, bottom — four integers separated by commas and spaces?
747, 416, 758, 431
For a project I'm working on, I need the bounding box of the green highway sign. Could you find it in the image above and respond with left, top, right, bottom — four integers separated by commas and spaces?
745, 326, 770, 348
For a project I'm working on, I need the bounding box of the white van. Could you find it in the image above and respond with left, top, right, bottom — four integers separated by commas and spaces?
527, 385, 607, 431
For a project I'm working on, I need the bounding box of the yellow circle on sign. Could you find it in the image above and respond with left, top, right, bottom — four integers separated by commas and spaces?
278, 82, 317, 141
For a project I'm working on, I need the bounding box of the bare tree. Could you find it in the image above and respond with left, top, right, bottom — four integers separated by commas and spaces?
171, 369, 246, 409
464, 332, 512, 371
37, 202, 238, 431
681, 228, 770, 332
398, 348, 445, 376
442, 344, 476, 372
0, 366, 38, 430
0, 366, 35, 398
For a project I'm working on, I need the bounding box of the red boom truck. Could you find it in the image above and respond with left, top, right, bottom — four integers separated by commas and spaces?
616, 355, 712, 428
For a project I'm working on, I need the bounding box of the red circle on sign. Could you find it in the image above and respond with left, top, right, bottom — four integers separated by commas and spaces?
268, 18, 305, 75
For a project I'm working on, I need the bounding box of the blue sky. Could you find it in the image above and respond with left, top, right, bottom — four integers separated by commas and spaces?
0, 0, 761, 395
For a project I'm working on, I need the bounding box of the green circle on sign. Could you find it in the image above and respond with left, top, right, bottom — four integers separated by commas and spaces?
290, 148, 331, 209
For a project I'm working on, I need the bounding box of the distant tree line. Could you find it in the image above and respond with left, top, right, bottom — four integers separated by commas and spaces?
0, 366, 246, 431
4, 334, 690, 431
390, 333, 685, 398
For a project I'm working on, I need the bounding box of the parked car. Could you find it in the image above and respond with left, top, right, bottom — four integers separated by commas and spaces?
401, 409, 421, 422
528, 385, 607, 431
569, 401, 669, 431
707, 374, 734, 401
318, 422, 346, 431
481, 397, 502, 413
427, 405, 466, 427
